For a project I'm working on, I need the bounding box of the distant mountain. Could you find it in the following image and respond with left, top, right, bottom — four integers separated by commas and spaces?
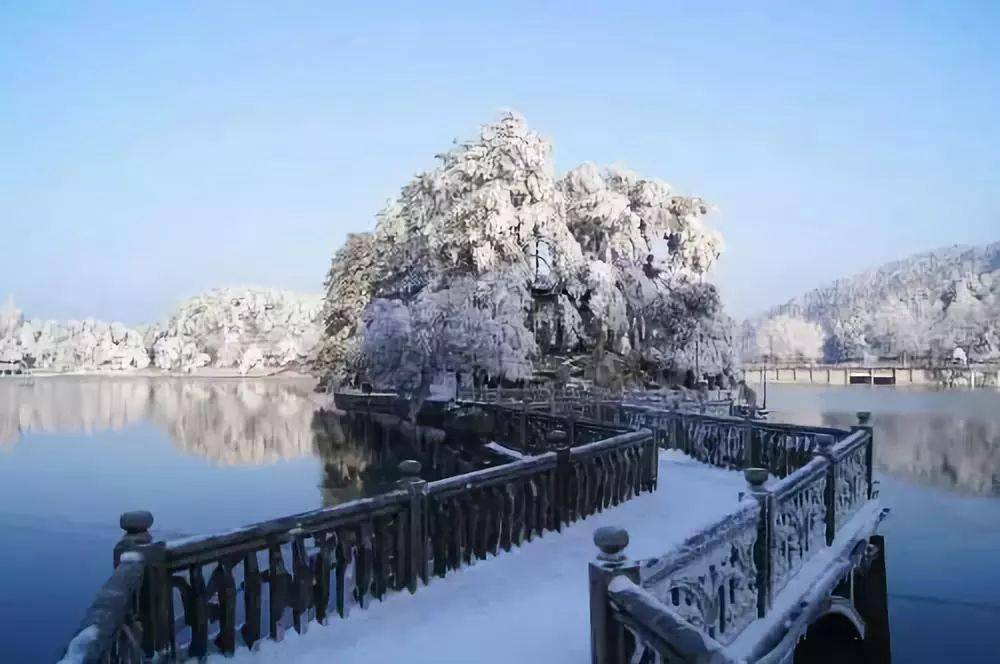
742, 242, 1000, 363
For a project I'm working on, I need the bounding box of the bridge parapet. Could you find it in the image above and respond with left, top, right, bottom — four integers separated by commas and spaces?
590, 414, 884, 663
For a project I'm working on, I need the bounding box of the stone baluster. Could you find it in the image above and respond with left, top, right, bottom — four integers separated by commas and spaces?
589, 526, 640, 664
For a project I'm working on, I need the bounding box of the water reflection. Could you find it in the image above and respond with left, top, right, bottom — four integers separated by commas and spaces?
0, 377, 504, 504
767, 387, 1000, 496
0, 377, 320, 463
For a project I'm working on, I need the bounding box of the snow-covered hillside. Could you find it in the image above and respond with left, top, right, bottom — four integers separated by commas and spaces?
147, 288, 323, 373
743, 242, 1000, 363
0, 287, 323, 375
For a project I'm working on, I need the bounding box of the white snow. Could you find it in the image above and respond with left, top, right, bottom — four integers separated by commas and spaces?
316, 112, 732, 389
211, 449, 748, 664
729, 500, 885, 659
743, 241, 1000, 363
56, 625, 99, 664
0, 288, 323, 375
118, 551, 144, 563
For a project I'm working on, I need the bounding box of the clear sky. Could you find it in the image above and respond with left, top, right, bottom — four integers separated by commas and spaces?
1, 1, 997, 324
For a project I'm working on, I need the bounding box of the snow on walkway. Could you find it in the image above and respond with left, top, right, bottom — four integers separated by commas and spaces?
215, 450, 748, 664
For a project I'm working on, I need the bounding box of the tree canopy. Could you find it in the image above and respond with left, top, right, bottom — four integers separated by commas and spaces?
317, 113, 731, 396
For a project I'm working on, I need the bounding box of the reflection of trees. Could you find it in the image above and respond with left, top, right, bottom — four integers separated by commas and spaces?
774, 409, 1000, 496
312, 409, 502, 507
0, 377, 320, 464
1, 378, 506, 506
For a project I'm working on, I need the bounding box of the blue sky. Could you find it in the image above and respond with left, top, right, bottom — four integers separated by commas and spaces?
1, 1, 997, 323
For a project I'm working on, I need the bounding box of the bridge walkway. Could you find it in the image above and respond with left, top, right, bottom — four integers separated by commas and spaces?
212, 450, 746, 664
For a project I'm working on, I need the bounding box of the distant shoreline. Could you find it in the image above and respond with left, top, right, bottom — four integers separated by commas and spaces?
0, 368, 318, 380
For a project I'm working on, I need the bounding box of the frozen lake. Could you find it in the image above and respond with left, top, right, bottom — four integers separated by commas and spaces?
1, 379, 998, 662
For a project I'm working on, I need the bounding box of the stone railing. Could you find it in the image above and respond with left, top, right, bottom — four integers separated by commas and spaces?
63, 412, 656, 663
469, 400, 630, 454
613, 404, 846, 478
588, 413, 876, 663
456, 386, 734, 417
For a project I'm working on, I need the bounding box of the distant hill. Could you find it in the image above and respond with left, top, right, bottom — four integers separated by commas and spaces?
0, 287, 323, 374
742, 242, 1000, 363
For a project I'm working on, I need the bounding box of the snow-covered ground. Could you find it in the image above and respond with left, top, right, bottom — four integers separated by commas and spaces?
213, 450, 748, 664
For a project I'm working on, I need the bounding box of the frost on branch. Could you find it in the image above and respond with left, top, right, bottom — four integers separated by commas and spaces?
0, 296, 150, 371
148, 287, 323, 374
744, 242, 1000, 363
750, 315, 825, 363
317, 112, 730, 392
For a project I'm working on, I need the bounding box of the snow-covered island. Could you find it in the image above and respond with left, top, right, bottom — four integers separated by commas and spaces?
313, 112, 735, 404
0, 287, 323, 376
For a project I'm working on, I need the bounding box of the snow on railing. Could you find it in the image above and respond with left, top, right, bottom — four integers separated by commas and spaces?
588, 413, 877, 663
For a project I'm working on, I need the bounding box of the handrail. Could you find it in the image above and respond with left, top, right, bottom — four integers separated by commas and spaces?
607, 576, 727, 662
59, 556, 146, 664
68, 397, 659, 663
163, 489, 411, 567
589, 412, 878, 663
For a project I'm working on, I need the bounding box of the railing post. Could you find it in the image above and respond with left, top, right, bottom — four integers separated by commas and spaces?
114, 510, 153, 567
816, 434, 838, 545
114, 510, 170, 656
519, 401, 529, 453
672, 412, 683, 452
589, 527, 640, 664
854, 411, 874, 499
743, 420, 755, 468
549, 431, 571, 529
396, 460, 428, 592
744, 469, 773, 617
567, 413, 577, 446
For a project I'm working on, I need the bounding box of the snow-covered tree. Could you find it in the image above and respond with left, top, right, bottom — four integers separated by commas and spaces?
316, 112, 730, 391
749, 242, 1000, 364
361, 274, 536, 416
754, 315, 824, 363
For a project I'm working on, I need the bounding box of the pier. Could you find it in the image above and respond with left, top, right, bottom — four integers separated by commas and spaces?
62, 392, 887, 663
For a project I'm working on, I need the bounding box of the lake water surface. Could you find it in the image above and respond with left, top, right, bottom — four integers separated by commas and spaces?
1, 379, 998, 662
0, 376, 497, 663
765, 384, 1000, 663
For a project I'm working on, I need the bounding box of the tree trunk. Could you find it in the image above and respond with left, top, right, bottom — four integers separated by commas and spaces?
408, 369, 435, 422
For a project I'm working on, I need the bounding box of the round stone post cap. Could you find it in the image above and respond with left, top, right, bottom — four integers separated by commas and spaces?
547, 429, 569, 444
743, 467, 768, 488
398, 459, 422, 476
594, 526, 629, 561
120, 510, 154, 534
